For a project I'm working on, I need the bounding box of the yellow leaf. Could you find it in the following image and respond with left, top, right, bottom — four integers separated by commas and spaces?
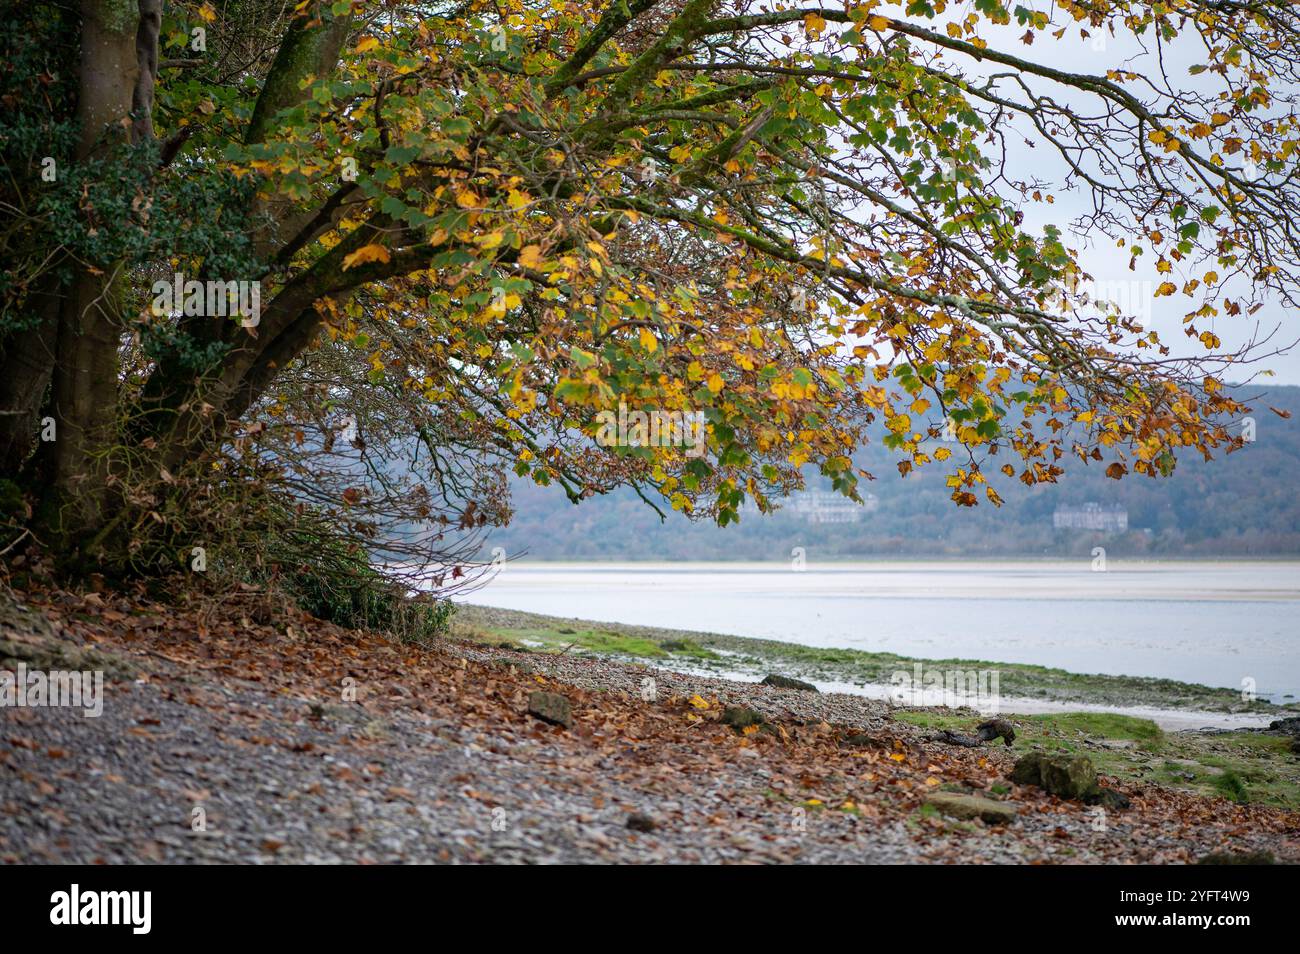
355, 36, 379, 53
706, 372, 724, 394
518, 244, 542, 269
869, 15, 891, 31
341, 243, 390, 270
688, 694, 710, 710
804, 13, 827, 34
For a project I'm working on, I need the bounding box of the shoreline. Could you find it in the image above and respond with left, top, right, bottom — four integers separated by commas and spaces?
453, 603, 1295, 730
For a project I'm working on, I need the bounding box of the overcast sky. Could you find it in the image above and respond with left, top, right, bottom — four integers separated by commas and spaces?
865, 2, 1300, 385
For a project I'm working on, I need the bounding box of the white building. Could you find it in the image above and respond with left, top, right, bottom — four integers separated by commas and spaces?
1053, 502, 1128, 533
792, 491, 879, 524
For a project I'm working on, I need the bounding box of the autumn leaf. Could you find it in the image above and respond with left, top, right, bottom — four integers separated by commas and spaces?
341, 244, 391, 270
517, 244, 543, 270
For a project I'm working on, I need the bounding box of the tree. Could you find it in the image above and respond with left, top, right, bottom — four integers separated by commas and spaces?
1, 0, 1297, 574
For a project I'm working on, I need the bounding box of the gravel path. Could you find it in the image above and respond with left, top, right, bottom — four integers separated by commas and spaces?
1, 588, 1295, 864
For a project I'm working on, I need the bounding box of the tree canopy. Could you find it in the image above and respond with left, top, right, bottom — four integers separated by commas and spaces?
2, 0, 1298, 580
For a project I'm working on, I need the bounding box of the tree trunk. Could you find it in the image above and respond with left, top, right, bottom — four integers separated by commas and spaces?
33, 1, 142, 553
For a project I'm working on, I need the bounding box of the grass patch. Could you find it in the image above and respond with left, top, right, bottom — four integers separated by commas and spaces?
658, 638, 720, 660
1213, 771, 1250, 803
468, 624, 723, 661
482, 626, 669, 658
892, 709, 1299, 809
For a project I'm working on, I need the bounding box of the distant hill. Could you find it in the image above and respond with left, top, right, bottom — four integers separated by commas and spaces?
479, 384, 1300, 560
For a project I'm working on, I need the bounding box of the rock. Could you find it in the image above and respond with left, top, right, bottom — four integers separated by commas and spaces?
1010, 751, 1101, 800
1268, 716, 1300, 736
626, 813, 657, 832
925, 792, 1017, 824
720, 706, 765, 731
660, 640, 688, 652
1086, 787, 1131, 811
760, 673, 818, 692
309, 702, 366, 724
527, 691, 572, 729
1009, 751, 1048, 785
1197, 850, 1275, 865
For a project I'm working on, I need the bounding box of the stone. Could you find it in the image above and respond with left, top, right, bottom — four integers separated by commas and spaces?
527, 691, 572, 729
626, 813, 657, 832
1087, 787, 1131, 811
1009, 751, 1048, 785
1268, 716, 1300, 736
761, 673, 818, 692
309, 702, 365, 724
720, 706, 765, 731
925, 792, 1017, 824
1010, 751, 1101, 800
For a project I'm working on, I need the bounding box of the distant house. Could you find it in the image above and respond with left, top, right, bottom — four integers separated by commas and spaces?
792, 491, 878, 524
1053, 502, 1128, 533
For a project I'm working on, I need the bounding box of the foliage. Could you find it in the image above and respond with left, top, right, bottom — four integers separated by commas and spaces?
3, 0, 1300, 575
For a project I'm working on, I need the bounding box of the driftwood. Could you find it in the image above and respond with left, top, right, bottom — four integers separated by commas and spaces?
930, 729, 984, 747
